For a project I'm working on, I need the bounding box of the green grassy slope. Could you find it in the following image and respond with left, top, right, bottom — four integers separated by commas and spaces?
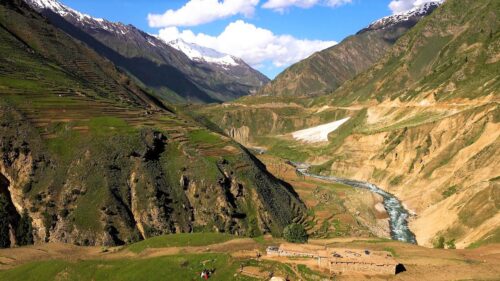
0, 0, 305, 248
0, 253, 257, 281
325, 0, 499, 105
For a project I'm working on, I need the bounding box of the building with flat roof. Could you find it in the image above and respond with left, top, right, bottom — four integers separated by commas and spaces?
266, 244, 402, 275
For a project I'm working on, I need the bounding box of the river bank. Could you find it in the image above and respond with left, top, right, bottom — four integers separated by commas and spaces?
290, 162, 417, 244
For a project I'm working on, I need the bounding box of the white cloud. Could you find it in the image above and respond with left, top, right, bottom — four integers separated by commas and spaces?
158, 20, 336, 68
148, 0, 259, 28
262, 0, 352, 12
388, 0, 442, 14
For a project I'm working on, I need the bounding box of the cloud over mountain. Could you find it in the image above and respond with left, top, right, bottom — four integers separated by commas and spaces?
158, 20, 336, 69
389, 0, 443, 14
262, 0, 352, 12
148, 0, 259, 27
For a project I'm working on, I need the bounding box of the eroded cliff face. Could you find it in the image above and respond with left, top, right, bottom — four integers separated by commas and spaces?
201, 103, 349, 147
205, 98, 499, 248
0, 105, 306, 247
226, 126, 250, 146
324, 102, 499, 248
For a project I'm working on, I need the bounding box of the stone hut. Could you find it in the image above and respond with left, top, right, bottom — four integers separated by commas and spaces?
266, 244, 401, 275
327, 248, 399, 275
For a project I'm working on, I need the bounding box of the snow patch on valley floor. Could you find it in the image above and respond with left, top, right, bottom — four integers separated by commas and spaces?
292, 117, 350, 143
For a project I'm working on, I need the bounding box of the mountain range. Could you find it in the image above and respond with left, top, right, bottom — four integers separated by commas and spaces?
25, 0, 269, 103
259, 1, 441, 97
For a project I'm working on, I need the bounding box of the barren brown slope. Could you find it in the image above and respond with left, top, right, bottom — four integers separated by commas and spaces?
196, 0, 499, 249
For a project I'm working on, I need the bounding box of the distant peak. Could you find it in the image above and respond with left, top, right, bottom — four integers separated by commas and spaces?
28, 0, 64, 10
364, 1, 443, 31
167, 39, 241, 67
26, 0, 104, 22
24, 0, 139, 36
394, 1, 444, 16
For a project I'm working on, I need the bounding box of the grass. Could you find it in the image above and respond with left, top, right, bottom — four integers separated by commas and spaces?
187, 129, 222, 145
127, 233, 236, 253
389, 175, 404, 186
308, 159, 334, 175
88, 117, 136, 136
408, 36, 451, 79
0, 253, 258, 281
383, 247, 399, 258
442, 185, 458, 198
467, 229, 500, 249
297, 264, 329, 280
45, 127, 83, 162
71, 168, 108, 233
254, 136, 310, 162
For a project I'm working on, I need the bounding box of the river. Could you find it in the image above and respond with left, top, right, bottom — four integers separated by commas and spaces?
291, 162, 417, 244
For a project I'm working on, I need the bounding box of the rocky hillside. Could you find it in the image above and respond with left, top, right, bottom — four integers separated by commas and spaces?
25, 0, 269, 103
259, 2, 441, 97
325, 0, 498, 104
0, 0, 305, 247
198, 0, 499, 248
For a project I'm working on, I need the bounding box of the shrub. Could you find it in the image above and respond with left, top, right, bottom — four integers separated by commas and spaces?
442, 185, 457, 198
445, 239, 456, 249
283, 223, 308, 243
433, 236, 445, 249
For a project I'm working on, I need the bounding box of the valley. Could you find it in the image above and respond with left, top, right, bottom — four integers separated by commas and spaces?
294, 163, 417, 244
0, 0, 498, 280
198, 0, 500, 250
200, 96, 499, 249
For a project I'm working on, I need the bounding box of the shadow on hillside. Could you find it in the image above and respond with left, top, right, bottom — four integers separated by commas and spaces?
43, 11, 217, 103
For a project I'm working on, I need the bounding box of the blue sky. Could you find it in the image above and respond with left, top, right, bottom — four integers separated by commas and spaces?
59, 0, 421, 78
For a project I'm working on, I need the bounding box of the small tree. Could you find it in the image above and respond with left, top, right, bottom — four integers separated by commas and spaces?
433, 236, 445, 249
283, 223, 308, 243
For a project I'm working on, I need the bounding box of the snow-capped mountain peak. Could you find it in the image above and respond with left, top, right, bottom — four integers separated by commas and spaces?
24, 0, 134, 35
28, 0, 103, 22
167, 39, 239, 67
28, 0, 64, 11
366, 1, 443, 30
